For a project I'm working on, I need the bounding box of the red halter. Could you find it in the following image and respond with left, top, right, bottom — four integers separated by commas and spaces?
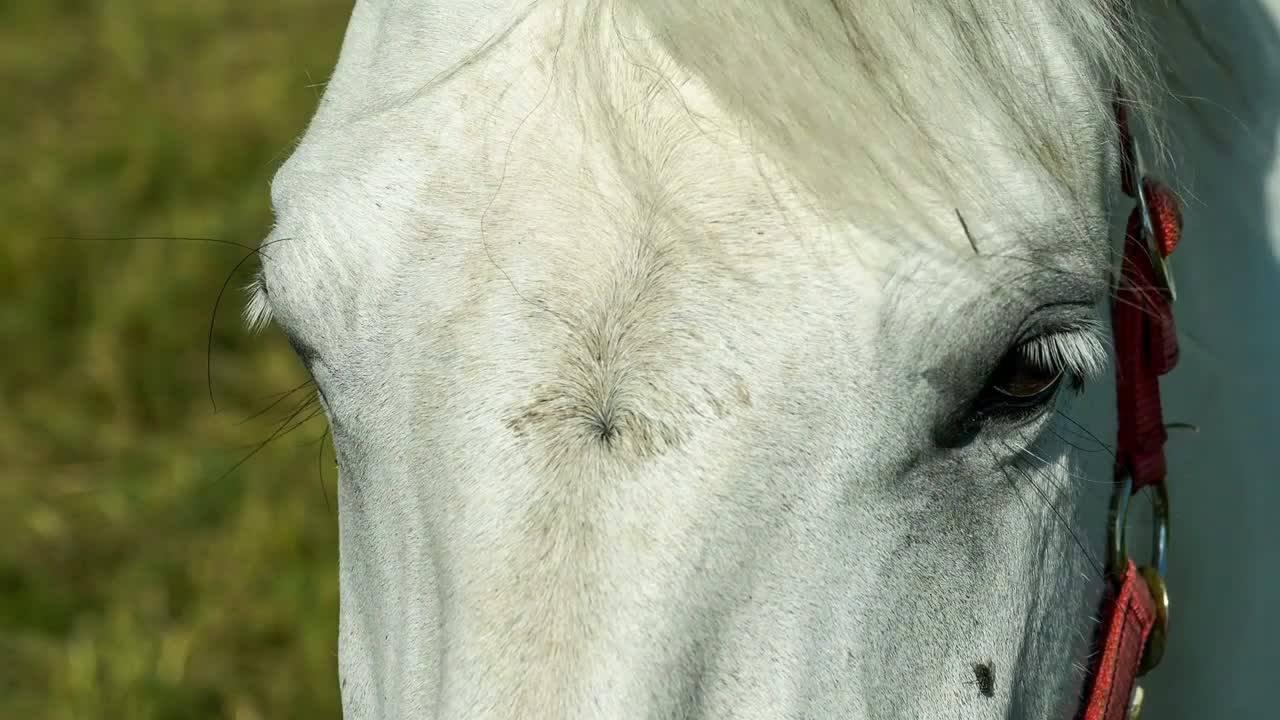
1077, 96, 1182, 720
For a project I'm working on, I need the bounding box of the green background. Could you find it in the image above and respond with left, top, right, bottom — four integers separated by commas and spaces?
1, 3, 352, 718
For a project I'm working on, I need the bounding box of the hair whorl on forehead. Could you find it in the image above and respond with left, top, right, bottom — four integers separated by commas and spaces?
612, 0, 1167, 227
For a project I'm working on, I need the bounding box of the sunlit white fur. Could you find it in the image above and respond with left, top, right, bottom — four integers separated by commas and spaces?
245, 0, 1280, 717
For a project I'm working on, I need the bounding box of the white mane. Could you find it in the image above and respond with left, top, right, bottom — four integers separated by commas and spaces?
534, 0, 1169, 241
635, 2, 1157, 205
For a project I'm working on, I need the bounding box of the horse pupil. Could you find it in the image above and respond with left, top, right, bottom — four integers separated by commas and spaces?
993, 353, 1060, 399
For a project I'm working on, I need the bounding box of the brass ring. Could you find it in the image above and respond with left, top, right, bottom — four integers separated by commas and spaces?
1138, 566, 1169, 675
1107, 475, 1171, 676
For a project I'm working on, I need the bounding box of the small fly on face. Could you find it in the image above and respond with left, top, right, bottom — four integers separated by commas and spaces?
969, 661, 995, 698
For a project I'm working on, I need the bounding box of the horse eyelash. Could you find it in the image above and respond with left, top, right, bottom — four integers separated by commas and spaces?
1016, 320, 1108, 386
243, 272, 275, 334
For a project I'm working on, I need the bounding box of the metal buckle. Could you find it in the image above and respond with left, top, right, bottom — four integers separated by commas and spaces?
1107, 474, 1171, 675
1126, 130, 1177, 303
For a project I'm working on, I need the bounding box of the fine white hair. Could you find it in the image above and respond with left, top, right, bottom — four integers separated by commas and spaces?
568, 0, 1170, 238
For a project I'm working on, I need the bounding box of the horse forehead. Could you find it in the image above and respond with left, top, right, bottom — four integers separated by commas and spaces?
269, 0, 1114, 332
303, 0, 539, 130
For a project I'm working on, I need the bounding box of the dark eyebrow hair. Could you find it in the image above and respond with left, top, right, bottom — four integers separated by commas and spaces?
995, 253, 1109, 311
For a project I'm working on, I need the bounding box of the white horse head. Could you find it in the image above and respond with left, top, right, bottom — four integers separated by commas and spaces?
245, 1, 1230, 717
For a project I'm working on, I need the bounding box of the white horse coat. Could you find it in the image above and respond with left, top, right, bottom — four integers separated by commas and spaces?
249, 1, 1280, 716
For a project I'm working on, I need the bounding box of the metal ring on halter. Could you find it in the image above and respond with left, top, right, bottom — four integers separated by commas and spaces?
1107, 474, 1171, 675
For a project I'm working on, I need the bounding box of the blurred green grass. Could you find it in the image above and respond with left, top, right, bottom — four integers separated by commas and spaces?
1, 3, 352, 718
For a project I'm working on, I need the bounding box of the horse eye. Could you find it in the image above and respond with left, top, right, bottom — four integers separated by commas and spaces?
986, 347, 1064, 405
935, 344, 1067, 448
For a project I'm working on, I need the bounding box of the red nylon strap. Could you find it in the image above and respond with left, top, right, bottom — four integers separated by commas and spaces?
1078, 100, 1182, 720
1112, 182, 1181, 491
1081, 561, 1158, 720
